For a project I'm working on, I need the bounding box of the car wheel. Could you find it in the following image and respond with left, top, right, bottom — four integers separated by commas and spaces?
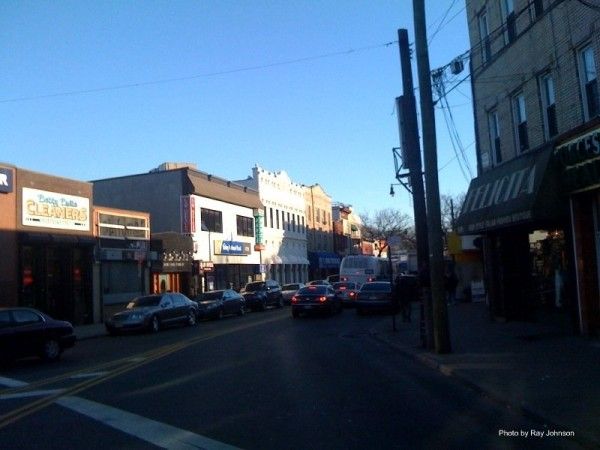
238, 305, 246, 316
216, 308, 224, 320
187, 310, 197, 326
150, 315, 160, 333
41, 338, 61, 361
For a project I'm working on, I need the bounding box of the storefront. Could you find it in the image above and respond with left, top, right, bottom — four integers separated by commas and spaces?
555, 125, 600, 335
150, 232, 193, 295
2, 167, 96, 325
308, 251, 341, 280
456, 145, 574, 326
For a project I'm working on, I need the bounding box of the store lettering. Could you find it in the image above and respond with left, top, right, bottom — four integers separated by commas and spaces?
0, 173, 7, 186
463, 165, 536, 214
26, 200, 88, 221
556, 129, 600, 167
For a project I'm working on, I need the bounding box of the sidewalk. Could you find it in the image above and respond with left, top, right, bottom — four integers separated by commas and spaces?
371, 301, 600, 449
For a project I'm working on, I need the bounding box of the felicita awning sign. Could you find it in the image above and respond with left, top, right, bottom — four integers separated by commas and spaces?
456, 146, 561, 234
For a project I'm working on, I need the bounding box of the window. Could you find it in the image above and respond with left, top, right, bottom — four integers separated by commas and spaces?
98, 213, 149, 240
540, 74, 558, 139
237, 215, 254, 237
287, 212, 291, 231
276, 209, 280, 229
502, 0, 516, 45
316, 208, 321, 223
532, 0, 544, 19
13, 309, 43, 325
200, 208, 223, 233
489, 110, 502, 164
263, 207, 267, 227
293, 214, 296, 232
580, 45, 599, 120
269, 208, 274, 228
513, 93, 529, 152
301, 216, 305, 234
478, 11, 491, 64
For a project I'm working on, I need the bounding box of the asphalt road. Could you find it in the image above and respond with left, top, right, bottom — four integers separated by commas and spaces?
0, 307, 583, 449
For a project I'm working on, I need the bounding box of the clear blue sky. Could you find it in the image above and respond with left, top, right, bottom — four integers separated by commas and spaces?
1, 0, 475, 219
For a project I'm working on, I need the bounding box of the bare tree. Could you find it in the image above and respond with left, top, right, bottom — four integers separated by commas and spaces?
360, 209, 416, 256
440, 193, 466, 233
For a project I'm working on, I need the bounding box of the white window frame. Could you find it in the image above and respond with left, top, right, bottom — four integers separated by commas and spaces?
478, 10, 491, 64
540, 74, 557, 140
579, 45, 599, 121
513, 92, 528, 153
488, 110, 502, 165
501, 0, 515, 45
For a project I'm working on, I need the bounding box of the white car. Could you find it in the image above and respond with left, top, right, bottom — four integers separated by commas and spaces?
281, 283, 305, 304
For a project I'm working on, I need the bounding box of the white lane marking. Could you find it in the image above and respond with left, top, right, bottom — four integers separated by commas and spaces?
56, 396, 241, 450
70, 372, 109, 379
1, 389, 65, 400
0, 377, 28, 388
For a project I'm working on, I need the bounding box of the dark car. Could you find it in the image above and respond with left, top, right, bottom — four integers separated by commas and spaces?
332, 281, 359, 307
291, 285, 342, 318
355, 281, 394, 315
105, 292, 198, 335
195, 289, 245, 320
0, 307, 76, 363
281, 283, 305, 304
242, 280, 283, 311
307, 279, 332, 286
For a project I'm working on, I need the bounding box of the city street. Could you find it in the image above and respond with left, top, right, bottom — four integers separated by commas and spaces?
0, 308, 581, 450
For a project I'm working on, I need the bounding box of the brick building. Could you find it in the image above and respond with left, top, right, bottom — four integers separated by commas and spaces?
458, 0, 600, 334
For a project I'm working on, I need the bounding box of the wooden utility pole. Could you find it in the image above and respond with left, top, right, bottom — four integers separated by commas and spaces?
396, 29, 434, 350
413, 0, 451, 353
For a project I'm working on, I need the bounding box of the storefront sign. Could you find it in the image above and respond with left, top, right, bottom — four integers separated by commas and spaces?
555, 127, 600, 192
22, 187, 90, 231
214, 240, 251, 255
180, 195, 196, 233
456, 145, 561, 234
254, 210, 264, 244
0, 167, 13, 194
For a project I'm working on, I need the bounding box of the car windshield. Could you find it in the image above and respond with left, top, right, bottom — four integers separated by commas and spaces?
128, 296, 161, 308
200, 291, 223, 301
298, 286, 327, 295
282, 284, 300, 290
360, 283, 390, 292
245, 282, 265, 291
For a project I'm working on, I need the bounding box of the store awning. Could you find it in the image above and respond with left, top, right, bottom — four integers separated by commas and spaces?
456, 144, 564, 235
308, 252, 341, 269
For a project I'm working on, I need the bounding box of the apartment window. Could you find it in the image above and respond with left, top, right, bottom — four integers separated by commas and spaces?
489, 110, 502, 164
502, 0, 516, 45
263, 207, 267, 227
540, 74, 558, 139
513, 93, 529, 152
276, 209, 280, 229
478, 11, 491, 64
293, 214, 297, 232
200, 208, 223, 233
580, 45, 599, 120
301, 216, 305, 234
287, 212, 291, 231
269, 208, 274, 228
236, 215, 254, 237
532, 0, 544, 19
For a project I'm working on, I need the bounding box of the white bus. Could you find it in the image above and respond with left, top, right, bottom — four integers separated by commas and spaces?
339, 255, 392, 287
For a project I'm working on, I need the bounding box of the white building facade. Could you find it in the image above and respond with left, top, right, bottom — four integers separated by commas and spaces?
237, 166, 309, 284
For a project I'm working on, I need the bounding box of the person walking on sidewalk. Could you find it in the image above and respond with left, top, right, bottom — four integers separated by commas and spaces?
444, 267, 459, 305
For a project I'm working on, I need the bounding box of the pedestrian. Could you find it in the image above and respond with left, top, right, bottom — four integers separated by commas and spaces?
445, 267, 459, 305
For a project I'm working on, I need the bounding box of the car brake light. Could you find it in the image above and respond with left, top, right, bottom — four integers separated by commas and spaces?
339, 286, 346, 291
291, 296, 298, 304
319, 296, 327, 303
349, 292, 356, 297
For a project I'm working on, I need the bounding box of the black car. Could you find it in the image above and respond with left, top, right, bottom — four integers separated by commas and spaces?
355, 281, 394, 315
0, 307, 76, 363
332, 281, 359, 307
105, 292, 199, 334
291, 285, 342, 318
242, 280, 283, 311
195, 289, 246, 320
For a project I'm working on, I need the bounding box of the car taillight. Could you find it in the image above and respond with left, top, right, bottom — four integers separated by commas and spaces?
349, 292, 356, 297
291, 296, 298, 304
319, 296, 327, 303
339, 286, 346, 291
368, 277, 374, 282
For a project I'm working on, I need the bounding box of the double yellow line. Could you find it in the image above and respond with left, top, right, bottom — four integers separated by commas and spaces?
0, 312, 286, 429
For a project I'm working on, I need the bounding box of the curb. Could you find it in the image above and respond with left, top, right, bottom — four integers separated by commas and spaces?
369, 326, 599, 450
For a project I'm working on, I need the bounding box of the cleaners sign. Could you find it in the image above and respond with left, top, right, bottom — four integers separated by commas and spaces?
22, 187, 90, 231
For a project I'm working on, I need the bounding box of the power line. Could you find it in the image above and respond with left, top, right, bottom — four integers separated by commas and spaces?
1, 40, 397, 104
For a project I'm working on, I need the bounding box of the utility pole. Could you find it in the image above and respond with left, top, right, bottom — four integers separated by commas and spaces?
396, 28, 433, 350
413, 0, 451, 353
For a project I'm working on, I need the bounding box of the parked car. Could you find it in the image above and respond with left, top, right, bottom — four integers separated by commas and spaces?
291, 284, 342, 318
105, 292, 198, 335
307, 279, 331, 286
0, 307, 76, 363
355, 281, 394, 315
242, 280, 283, 311
332, 281, 359, 307
195, 289, 245, 319
326, 274, 340, 283
281, 283, 305, 304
